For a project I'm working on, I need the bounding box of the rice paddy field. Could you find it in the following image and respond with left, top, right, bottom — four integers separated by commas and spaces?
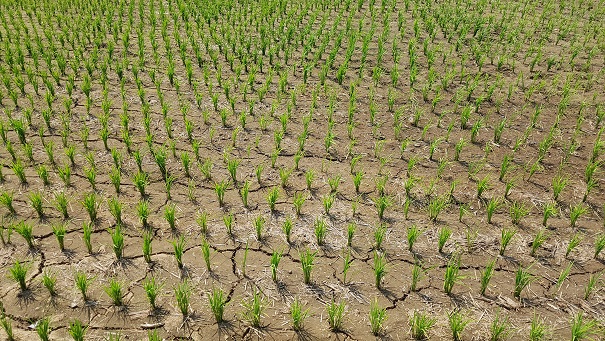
0, 0, 604, 339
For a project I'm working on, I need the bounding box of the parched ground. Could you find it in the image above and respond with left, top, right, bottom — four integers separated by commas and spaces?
0, 0, 604, 339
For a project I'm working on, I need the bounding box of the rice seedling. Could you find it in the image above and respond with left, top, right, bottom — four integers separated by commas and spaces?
448, 309, 471, 341
510, 201, 530, 225
270, 250, 282, 282
196, 212, 209, 236
327, 175, 341, 193
570, 311, 599, 341
201, 237, 211, 271
81, 221, 93, 253
0, 192, 15, 216
223, 213, 234, 236
74, 271, 93, 301
541, 202, 557, 227
14, 221, 34, 248
242, 288, 265, 328
499, 154, 513, 181
407, 225, 421, 252
133, 171, 149, 197
552, 174, 568, 201
11, 159, 26, 184
305, 169, 315, 191
172, 235, 186, 269
374, 195, 394, 220
373, 252, 387, 289
52, 222, 66, 251
0, 303, 13, 341
214, 180, 229, 207
84, 166, 96, 190
500, 227, 516, 256
476, 176, 490, 198
267, 186, 279, 212
9, 260, 29, 291
174, 280, 191, 317
227, 158, 240, 184
326, 300, 346, 332
410, 310, 436, 340
369, 298, 387, 335
143, 277, 163, 310
321, 194, 335, 215
314, 218, 327, 246
300, 249, 316, 285
164, 204, 176, 230
137, 200, 150, 228
374, 223, 386, 250
152, 147, 168, 180
37, 165, 50, 186
279, 167, 292, 188
54, 192, 69, 219
270, 148, 280, 168
403, 177, 420, 198
595, 234, 605, 259
41, 270, 56, 296
514, 264, 535, 299
207, 287, 228, 324
490, 312, 510, 341
570, 203, 587, 228
35, 317, 51, 341
566, 233, 583, 258
410, 260, 425, 292
239, 180, 250, 208
82, 192, 99, 223
164, 175, 176, 200
438, 226, 452, 253
428, 195, 448, 222
504, 178, 516, 198
253, 215, 265, 241
444, 254, 463, 295
68, 320, 87, 341
480, 258, 497, 296
107, 197, 123, 226
29, 191, 44, 219
583, 272, 602, 300
459, 203, 469, 222
291, 191, 306, 216
529, 313, 549, 341
281, 217, 293, 244
290, 297, 310, 332
110, 225, 124, 260
530, 229, 549, 257
0, 223, 11, 246
347, 222, 356, 247
104, 278, 124, 306
352, 171, 363, 193
58, 163, 71, 187
556, 262, 574, 290
375, 175, 389, 196
487, 197, 503, 224
342, 249, 352, 284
